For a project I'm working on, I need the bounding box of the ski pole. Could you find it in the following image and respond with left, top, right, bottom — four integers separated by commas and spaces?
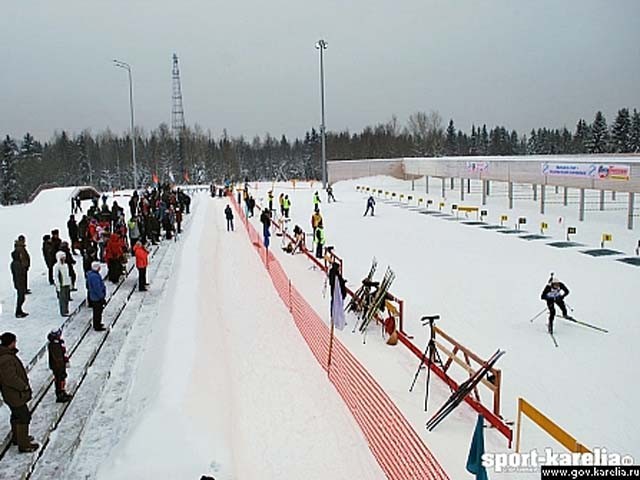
528, 308, 548, 323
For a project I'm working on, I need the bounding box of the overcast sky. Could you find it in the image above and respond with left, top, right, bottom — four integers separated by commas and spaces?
1, 0, 638, 143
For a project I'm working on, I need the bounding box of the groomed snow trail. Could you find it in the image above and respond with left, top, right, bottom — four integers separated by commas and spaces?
95, 197, 384, 479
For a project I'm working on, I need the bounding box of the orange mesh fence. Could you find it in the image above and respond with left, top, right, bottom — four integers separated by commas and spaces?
231, 198, 449, 480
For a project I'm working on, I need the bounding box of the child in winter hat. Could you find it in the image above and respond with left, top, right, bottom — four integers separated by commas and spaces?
47, 329, 72, 403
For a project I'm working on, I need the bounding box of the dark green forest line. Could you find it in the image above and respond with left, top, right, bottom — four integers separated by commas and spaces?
1, 108, 639, 204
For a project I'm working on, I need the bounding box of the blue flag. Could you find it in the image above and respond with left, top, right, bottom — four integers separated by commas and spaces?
466, 414, 489, 480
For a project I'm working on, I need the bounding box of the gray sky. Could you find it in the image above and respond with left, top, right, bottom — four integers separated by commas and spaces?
1, 0, 639, 143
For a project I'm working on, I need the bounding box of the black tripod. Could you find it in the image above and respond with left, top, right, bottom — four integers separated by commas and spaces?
409, 315, 445, 411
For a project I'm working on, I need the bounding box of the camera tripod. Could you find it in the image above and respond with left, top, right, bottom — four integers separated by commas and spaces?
409, 315, 445, 412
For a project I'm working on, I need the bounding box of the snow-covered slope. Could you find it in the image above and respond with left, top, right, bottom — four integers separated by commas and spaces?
245, 177, 639, 477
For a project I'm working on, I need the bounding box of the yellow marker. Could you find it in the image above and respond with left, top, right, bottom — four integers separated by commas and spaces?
439, 202, 445, 208
418, 198, 423, 203
602, 233, 612, 242
501, 215, 508, 222
400, 194, 404, 199
540, 222, 548, 230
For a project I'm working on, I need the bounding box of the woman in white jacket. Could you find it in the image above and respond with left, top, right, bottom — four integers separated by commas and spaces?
53, 251, 72, 316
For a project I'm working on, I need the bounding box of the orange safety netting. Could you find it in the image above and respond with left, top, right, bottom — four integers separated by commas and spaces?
231, 198, 449, 480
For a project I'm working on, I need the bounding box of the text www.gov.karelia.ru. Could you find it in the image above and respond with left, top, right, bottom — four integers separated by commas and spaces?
541, 465, 640, 478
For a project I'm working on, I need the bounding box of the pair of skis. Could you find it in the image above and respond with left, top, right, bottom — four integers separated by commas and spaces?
346, 258, 377, 315
560, 315, 608, 333
531, 310, 608, 348
358, 267, 396, 334
426, 349, 506, 431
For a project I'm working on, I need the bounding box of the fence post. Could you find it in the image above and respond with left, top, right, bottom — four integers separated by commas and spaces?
515, 398, 523, 453
493, 369, 502, 416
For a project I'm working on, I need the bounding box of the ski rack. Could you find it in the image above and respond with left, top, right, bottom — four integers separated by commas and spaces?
259, 201, 513, 445
432, 326, 504, 417
398, 332, 513, 445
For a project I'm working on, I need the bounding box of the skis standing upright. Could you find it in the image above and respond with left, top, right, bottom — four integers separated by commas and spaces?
346, 257, 377, 314
359, 267, 396, 333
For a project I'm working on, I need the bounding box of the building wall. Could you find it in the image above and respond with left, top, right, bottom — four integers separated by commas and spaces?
328, 155, 640, 193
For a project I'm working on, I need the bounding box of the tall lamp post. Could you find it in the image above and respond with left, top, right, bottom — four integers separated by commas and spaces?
113, 59, 138, 191
315, 39, 328, 188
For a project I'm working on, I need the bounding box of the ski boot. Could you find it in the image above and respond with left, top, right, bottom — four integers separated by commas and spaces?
16, 424, 39, 453
56, 391, 73, 403
10, 420, 34, 446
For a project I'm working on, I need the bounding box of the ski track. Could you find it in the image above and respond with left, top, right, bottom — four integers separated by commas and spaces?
65, 194, 383, 480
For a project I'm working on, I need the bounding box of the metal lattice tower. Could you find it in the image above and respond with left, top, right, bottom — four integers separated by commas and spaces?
171, 53, 187, 180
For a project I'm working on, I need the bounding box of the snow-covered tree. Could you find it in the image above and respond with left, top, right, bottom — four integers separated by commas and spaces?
611, 108, 631, 153
1, 135, 20, 205
573, 119, 590, 153
629, 109, 640, 153
445, 119, 457, 156
587, 111, 609, 153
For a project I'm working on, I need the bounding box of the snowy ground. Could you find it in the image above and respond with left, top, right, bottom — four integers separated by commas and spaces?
0, 188, 92, 361
9, 191, 384, 480
242, 177, 639, 478
1, 177, 637, 479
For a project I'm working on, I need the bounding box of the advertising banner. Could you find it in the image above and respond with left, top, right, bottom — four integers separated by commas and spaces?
596, 164, 630, 181
541, 163, 596, 178
466, 161, 489, 173
541, 163, 631, 181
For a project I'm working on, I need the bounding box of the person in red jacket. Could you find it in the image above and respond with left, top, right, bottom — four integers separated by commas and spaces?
104, 233, 126, 284
133, 240, 149, 292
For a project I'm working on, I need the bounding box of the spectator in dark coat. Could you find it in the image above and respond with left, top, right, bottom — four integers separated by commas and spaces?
129, 191, 139, 218
13, 235, 31, 294
260, 208, 271, 237
50, 229, 62, 255
78, 215, 89, 254
110, 201, 122, 231
47, 329, 72, 402
0, 332, 39, 453
175, 208, 183, 234
82, 244, 99, 276
329, 262, 347, 303
86, 262, 107, 331
10, 251, 28, 318
247, 196, 256, 218
42, 234, 55, 285
225, 205, 234, 231
146, 214, 161, 245
67, 215, 79, 255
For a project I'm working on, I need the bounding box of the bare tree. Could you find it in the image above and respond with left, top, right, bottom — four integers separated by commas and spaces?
407, 110, 444, 156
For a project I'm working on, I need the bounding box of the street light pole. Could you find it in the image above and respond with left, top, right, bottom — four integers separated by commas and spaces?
113, 59, 138, 191
315, 39, 328, 188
